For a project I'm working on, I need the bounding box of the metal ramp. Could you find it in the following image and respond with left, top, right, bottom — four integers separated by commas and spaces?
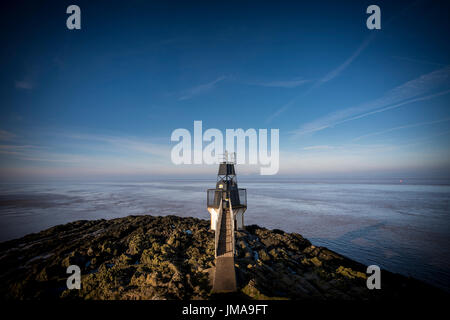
212, 207, 237, 292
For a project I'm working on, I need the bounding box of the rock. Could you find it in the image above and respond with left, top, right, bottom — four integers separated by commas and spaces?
336, 266, 367, 280
146, 273, 158, 287
0, 215, 444, 301
36, 268, 48, 282
310, 257, 322, 267
128, 234, 144, 255
258, 249, 271, 262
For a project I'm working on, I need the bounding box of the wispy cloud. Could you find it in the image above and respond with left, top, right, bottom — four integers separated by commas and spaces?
353, 118, 450, 141
266, 34, 377, 123
179, 76, 227, 101
0, 130, 16, 141
15, 80, 33, 90
0, 130, 171, 167
266, 98, 297, 123
0, 142, 119, 164
279, 143, 405, 174
401, 130, 450, 148
247, 78, 310, 88
0, 144, 46, 156
303, 145, 336, 150
331, 89, 450, 126
67, 133, 170, 158
392, 56, 446, 67
266, 0, 423, 124
292, 66, 450, 137
313, 34, 377, 89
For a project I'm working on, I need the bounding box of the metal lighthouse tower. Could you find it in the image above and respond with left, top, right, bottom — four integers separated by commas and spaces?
207, 152, 247, 293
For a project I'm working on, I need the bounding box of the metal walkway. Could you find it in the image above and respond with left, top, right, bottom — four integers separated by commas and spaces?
212, 208, 237, 292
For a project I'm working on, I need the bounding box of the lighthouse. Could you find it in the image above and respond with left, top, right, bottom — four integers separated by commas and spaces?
207, 152, 247, 292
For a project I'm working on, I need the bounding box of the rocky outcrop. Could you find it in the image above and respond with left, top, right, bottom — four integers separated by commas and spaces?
0, 215, 444, 300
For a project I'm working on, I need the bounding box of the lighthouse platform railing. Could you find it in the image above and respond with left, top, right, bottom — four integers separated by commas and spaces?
207, 188, 247, 209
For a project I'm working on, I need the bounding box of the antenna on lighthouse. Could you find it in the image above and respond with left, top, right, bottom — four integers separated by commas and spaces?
219, 151, 236, 164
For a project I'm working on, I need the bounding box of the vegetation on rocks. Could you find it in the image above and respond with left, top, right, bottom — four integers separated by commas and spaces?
0, 215, 444, 300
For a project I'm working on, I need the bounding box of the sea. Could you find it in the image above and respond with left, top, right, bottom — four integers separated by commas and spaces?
0, 178, 449, 291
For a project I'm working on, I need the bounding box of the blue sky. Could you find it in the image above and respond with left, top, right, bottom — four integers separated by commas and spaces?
0, 0, 449, 180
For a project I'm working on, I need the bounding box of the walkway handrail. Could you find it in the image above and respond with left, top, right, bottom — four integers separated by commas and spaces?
214, 198, 223, 258
229, 202, 235, 256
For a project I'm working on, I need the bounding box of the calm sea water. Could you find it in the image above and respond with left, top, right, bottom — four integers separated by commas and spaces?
0, 179, 449, 291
